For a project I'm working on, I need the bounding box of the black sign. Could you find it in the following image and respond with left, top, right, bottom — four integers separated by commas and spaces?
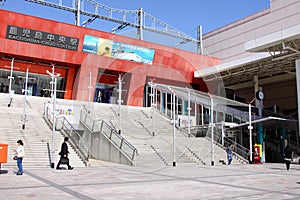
6, 25, 79, 51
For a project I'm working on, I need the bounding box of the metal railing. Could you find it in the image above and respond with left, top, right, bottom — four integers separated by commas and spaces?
59, 117, 90, 164
80, 108, 138, 161
206, 126, 249, 162
44, 105, 90, 165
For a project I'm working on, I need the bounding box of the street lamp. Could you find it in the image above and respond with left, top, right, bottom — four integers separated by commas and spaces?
208, 92, 214, 166
7, 58, 16, 107
186, 88, 191, 137
46, 68, 60, 169
168, 86, 176, 167
149, 78, 156, 136
117, 74, 123, 134
18, 67, 35, 130
248, 98, 256, 164
22, 68, 29, 130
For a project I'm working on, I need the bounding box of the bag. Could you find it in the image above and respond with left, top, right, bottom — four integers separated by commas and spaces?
60, 157, 69, 164
13, 155, 18, 160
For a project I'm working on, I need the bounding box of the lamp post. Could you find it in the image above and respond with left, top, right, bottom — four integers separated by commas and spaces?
84, 71, 95, 113
208, 92, 214, 166
7, 58, 15, 107
187, 88, 191, 137
117, 74, 123, 134
18, 67, 35, 130
22, 68, 29, 130
46, 69, 61, 169
149, 78, 156, 136
168, 86, 176, 167
248, 98, 256, 164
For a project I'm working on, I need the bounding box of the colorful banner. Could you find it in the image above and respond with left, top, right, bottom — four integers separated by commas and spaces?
82, 35, 155, 65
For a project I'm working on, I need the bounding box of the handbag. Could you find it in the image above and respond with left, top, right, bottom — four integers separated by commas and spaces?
60, 157, 69, 164
13, 155, 18, 160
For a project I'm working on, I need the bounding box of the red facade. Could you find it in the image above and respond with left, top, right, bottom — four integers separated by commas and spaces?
0, 9, 220, 106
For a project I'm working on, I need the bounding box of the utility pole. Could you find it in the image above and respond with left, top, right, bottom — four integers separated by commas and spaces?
197, 25, 204, 54
137, 8, 143, 40
75, 0, 81, 26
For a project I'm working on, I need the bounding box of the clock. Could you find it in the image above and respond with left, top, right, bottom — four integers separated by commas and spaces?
256, 91, 264, 100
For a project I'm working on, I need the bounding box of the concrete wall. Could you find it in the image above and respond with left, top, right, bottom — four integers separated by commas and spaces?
203, 0, 300, 62
80, 123, 133, 166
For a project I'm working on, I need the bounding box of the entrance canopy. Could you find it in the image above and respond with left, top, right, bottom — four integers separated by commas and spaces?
226, 116, 298, 132
194, 24, 300, 90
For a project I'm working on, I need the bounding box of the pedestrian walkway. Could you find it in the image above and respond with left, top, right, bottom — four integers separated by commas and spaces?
0, 162, 300, 199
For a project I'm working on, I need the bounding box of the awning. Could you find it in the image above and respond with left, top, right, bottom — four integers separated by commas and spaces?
226, 116, 298, 131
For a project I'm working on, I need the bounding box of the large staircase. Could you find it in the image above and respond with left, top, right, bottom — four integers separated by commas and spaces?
0, 93, 247, 169
0, 93, 85, 169
91, 103, 246, 166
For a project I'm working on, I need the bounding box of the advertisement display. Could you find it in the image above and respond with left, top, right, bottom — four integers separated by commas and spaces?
82, 35, 155, 65
45, 103, 82, 125
178, 115, 196, 127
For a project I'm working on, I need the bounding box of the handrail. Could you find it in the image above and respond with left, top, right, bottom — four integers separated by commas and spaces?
208, 127, 249, 162
80, 108, 138, 161
47, 142, 52, 167
60, 117, 90, 164
44, 104, 89, 165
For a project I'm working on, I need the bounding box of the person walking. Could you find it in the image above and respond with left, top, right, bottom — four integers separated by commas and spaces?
226, 143, 234, 165
14, 140, 25, 175
284, 145, 293, 170
56, 137, 73, 170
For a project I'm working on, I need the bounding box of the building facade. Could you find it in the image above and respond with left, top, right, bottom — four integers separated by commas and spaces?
0, 9, 219, 106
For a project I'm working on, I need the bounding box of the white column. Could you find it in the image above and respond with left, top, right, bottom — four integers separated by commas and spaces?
172, 92, 176, 167
296, 59, 300, 135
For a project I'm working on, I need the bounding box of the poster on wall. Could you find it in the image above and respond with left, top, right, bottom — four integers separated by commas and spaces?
44, 103, 82, 125
178, 115, 197, 128
82, 35, 155, 65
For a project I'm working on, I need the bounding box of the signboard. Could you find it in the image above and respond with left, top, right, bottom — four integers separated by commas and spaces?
82, 35, 155, 65
6, 25, 79, 51
178, 115, 196, 127
45, 103, 81, 125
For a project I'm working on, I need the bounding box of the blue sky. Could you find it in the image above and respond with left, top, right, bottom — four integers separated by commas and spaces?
1, 0, 270, 35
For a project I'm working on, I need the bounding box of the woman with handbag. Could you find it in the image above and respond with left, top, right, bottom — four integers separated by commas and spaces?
14, 140, 25, 175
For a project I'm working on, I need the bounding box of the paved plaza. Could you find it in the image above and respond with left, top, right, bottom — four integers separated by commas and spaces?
0, 162, 300, 200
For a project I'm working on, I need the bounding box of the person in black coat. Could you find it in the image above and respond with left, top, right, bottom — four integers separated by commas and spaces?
284, 145, 293, 170
56, 137, 73, 170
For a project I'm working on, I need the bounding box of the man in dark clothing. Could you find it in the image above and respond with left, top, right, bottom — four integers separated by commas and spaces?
284, 145, 293, 170
56, 137, 73, 170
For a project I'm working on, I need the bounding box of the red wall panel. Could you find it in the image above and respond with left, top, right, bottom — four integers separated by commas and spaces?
0, 9, 221, 106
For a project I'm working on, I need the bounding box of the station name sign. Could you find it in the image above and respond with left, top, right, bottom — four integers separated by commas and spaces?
6, 25, 79, 51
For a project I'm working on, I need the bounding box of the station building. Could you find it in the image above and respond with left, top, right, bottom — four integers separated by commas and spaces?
0, 9, 219, 107
1, 0, 300, 163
